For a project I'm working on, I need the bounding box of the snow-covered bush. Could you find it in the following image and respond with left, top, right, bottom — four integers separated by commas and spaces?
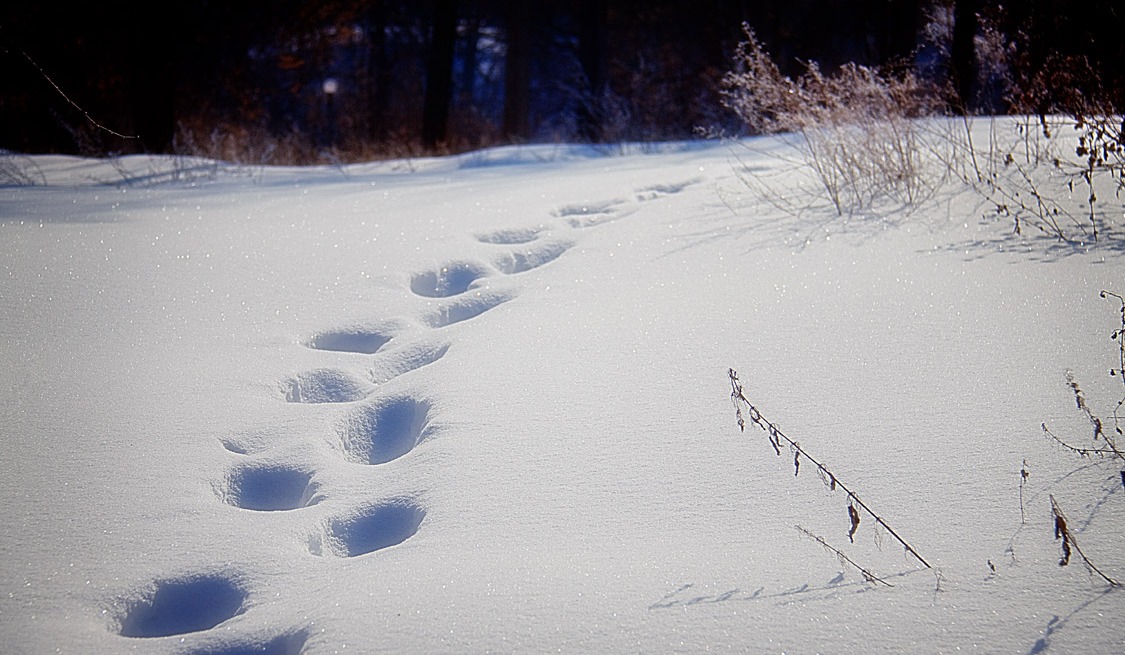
720, 24, 946, 216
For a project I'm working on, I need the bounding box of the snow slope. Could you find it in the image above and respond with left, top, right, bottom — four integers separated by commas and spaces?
1, 129, 1123, 654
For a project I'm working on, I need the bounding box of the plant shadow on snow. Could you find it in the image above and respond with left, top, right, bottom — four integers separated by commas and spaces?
925, 230, 1125, 263
111, 572, 247, 638
647, 570, 922, 611
1024, 587, 1119, 655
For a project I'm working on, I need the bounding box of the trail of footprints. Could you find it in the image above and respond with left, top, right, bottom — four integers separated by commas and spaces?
104, 178, 698, 652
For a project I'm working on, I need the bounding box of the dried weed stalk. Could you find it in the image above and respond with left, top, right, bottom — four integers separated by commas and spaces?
1041, 291, 1125, 490
1023, 291, 1125, 588
728, 368, 931, 569
1049, 495, 1119, 586
1106, 290, 1125, 440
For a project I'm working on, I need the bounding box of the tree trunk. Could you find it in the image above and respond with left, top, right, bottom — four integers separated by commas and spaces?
951, 0, 978, 112
502, 4, 531, 141
576, 0, 607, 142
422, 0, 457, 150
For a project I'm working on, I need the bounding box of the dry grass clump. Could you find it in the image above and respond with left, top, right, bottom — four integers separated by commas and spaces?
720, 24, 947, 217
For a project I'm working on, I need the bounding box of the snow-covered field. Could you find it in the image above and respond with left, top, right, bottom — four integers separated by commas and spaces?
2, 124, 1123, 654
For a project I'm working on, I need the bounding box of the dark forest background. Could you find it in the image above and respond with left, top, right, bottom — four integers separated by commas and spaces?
2, 1, 1123, 163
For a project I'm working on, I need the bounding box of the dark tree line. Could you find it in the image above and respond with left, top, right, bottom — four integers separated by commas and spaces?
2, 1, 1122, 161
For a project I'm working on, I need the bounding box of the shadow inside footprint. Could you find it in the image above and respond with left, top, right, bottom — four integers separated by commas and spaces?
218, 463, 321, 511
282, 368, 369, 403
635, 178, 701, 200
410, 261, 492, 298
115, 574, 246, 638
492, 240, 572, 275
305, 328, 393, 354
371, 340, 450, 385
422, 289, 514, 328
476, 228, 540, 245
185, 629, 308, 655
310, 501, 425, 557
336, 396, 432, 465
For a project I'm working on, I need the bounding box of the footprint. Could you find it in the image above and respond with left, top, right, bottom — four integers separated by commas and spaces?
475, 227, 541, 245
308, 500, 425, 557
554, 199, 627, 228
421, 289, 514, 328
370, 340, 450, 384
492, 239, 573, 275
334, 395, 433, 465
185, 630, 308, 655
111, 573, 247, 638
634, 178, 701, 201
216, 462, 322, 511
281, 368, 370, 403
410, 261, 492, 298
304, 325, 396, 354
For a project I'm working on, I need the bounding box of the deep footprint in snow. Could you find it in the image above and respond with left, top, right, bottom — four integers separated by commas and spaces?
633, 177, 701, 201
334, 395, 433, 465
304, 326, 395, 354
410, 261, 492, 298
185, 629, 309, 655
282, 368, 370, 403
112, 573, 247, 638
554, 199, 627, 228
308, 500, 425, 557
421, 289, 515, 328
475, 227, 541, 245
491, 239, 572, 275
216, 462, 322, 511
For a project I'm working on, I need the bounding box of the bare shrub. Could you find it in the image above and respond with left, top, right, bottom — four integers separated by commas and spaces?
944, 111, 1125, 243
720, 24, 947, 216
943, 10, 1125, 243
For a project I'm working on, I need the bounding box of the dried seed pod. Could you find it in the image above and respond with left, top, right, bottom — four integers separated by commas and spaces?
848, 503, 861, 543
1054, 513, 1072, 566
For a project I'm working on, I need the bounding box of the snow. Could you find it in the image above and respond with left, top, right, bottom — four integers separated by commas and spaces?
2, 122, 1124, 653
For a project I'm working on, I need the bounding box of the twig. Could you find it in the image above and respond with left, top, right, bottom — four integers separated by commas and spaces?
729, 368, 932, 569
1049, 495, 1119, 586
1102, 290, 1125, 438
2, 27, 138, 140
1019, 459, 1030, 524
1041, 423, 1119, 458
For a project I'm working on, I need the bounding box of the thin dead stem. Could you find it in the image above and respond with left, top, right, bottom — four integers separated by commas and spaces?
1049, 495, 1119, 586
729, 368, 932, 569
796, 525, 893, 587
